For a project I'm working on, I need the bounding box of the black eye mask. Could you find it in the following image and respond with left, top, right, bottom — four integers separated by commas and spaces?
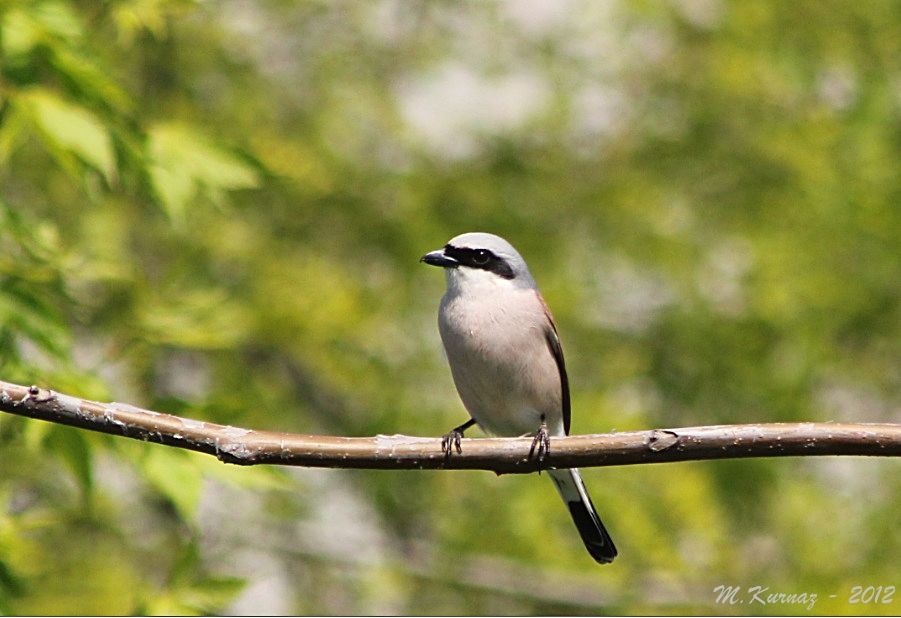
444, 245, 516, 280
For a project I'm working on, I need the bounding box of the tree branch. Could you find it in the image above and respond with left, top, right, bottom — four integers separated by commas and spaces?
2, 379, 901, 473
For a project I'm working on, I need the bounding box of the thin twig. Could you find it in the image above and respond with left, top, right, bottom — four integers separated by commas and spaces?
2, 380, 901, 473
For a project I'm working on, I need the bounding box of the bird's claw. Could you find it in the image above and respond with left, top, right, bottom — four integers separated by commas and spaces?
441, 419, 475, 458
441, 429, 464, 457
528, 422, 551, 470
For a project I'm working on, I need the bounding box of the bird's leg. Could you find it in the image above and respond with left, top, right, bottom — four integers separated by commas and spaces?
442, 418, 476, 457
529, 417, 551, 468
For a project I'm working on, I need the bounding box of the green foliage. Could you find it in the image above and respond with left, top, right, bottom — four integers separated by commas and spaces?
147, 122, 260, 221
2, 0, 901, 614
14, 87, 117, 183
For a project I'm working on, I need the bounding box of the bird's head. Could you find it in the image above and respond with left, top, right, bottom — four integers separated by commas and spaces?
420, 232, 537, 293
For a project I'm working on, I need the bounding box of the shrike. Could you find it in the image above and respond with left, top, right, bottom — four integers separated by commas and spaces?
421, 232, 617, 564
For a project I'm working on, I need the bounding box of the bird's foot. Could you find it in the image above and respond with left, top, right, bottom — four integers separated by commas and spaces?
441, 418, 476, 458
441, 428, 464, 457
529, 421, 551, 469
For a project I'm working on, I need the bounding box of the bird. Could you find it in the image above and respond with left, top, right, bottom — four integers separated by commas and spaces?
420, 232, 617, 564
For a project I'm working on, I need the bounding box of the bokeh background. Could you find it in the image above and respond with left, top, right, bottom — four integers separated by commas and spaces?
2, 0, 901, 614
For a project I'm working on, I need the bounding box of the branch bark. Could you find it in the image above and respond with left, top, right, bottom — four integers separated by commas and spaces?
2, 379, 901, 474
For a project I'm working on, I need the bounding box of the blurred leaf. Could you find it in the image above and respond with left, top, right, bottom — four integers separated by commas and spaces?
0, 202, 71, 363
0, 1, 82, 59
141, 448, 205, 522
0, 102, 27, 167
0, 559, 24, 613
0, 200, 65, 281
0, 8, 43, 59
111, 0, 180, 43
43, 425, 94, 500
49, 46, 133, 115
138, 288, 249, 349
0, 282, 71, 362
179, 575, 246, 615
17, 88, 117, 183
147, 123, 260, 220
148, 574, 246, 616
144, 539, 245, 615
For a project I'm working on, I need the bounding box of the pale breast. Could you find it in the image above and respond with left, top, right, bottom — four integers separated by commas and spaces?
438, 286, 566, 437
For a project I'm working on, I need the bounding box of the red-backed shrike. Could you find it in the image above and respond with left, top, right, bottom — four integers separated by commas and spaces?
421, 232, 617, 564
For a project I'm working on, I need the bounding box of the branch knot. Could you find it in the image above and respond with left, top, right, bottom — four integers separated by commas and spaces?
647, 429, 679, 452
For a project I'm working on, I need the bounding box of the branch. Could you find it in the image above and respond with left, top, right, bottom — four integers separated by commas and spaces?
2, 380, 901, 474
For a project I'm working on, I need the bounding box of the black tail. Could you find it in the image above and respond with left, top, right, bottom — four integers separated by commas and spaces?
548, 468, 617, 564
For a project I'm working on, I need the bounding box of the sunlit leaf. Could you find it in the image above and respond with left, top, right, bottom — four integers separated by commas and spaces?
147, 123, 259, 220
17, 88, 117, 184
0, 1, 82, 59
0, 9, 42, 58
50, 47, 133, 114
111, 0, 174, 43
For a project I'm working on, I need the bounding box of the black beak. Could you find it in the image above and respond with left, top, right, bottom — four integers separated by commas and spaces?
420, 249, 458, 268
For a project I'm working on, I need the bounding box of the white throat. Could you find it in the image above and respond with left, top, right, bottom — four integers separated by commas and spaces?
444, 266, 531, 301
